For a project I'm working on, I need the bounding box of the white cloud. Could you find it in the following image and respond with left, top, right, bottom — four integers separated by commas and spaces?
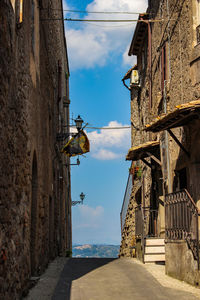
74, 205, 104, 229
122, 44, 137, 66
86, 120, 131, 160
64, 0, 148, 70
63, 0, 69, 11
92, 149, 121, 160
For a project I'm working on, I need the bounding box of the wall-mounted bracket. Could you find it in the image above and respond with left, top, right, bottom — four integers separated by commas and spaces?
167, 129, 190, 158
146, 152, 162, 166
141, 158, 152, 169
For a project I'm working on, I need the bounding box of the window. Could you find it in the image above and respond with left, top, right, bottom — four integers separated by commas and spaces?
16, 0, 23, 24
19, 0, 23, 23
31, 0, 35, 52
173, 168, 187, 191
197, 0, 200, 43
197, 0, 200, 24
10, 0, 15, 12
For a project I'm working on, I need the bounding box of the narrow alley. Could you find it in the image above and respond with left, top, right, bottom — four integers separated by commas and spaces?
24, 258, 200, 300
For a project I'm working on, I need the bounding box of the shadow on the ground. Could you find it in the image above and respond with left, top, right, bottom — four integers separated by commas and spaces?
51, 258, 116, 300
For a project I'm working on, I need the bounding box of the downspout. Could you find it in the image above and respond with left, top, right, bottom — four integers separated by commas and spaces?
148, 21, 152, 110
165, 0, 172, 193
122, 79, 131, 91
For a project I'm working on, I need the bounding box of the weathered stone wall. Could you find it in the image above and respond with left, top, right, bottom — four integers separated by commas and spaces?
165, 241, 200, 286
149, 0, 200, 193
119, 180, 141, 258
0, 1, 71, 299
120, 0, 200, 263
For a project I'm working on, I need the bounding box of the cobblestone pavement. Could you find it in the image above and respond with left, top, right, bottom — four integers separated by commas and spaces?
24, 257, 200, 300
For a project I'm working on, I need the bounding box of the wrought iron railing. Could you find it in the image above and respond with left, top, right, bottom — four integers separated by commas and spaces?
120, 173, 133, 233
135, 206, 158, 237
165, 189, 199, 265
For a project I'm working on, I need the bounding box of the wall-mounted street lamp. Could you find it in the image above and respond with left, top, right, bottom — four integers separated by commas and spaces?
72, 192, 85, 206
75, 115, 84, 132
70, 158, 80, 166
64, 158, 80, 167
56, 115, 84, 141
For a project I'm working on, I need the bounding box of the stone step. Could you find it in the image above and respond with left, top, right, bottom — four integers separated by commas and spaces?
144, 253, 165, 262
145, 246, 165, 254
145, 238, 165, 246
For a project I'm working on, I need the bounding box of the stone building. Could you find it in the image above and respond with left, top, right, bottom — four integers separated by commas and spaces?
0, 0, 71, 298
120, 0, 200, 286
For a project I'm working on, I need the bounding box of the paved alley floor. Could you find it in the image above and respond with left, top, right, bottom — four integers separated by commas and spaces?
24, 257, 200, 300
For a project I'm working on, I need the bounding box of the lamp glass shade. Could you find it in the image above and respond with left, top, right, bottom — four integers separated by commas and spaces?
75, 115, 83, 131
80, 192, 85, 201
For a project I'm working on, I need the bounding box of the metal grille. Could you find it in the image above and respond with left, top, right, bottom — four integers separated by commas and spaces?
165, 189, 199, 264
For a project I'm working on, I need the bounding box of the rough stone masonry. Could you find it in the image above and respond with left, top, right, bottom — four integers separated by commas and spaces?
0, 1, 71, 299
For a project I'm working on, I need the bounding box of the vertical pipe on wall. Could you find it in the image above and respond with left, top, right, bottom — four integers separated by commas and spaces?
148, 21, 152, 109
165, 0, 172, 193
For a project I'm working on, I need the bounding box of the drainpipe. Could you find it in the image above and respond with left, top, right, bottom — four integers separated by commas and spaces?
148, 21, 152, 110
122, 79, 131, 91
165, 0, 172, 193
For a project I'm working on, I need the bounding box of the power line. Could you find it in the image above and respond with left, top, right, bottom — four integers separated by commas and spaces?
84, 22, 134, 28
65, 18, 142, 22
41, 18, 162, 23
41, 8, 147, 15
86, 126, 131, 130
41, 18, 140, 22
63, 9, 144, 15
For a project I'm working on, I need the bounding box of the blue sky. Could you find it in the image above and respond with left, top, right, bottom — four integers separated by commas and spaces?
64, 0, 148, 245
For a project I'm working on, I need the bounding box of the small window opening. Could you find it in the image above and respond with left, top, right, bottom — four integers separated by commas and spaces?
174, 168, 187, 191
31, 0, 35, 53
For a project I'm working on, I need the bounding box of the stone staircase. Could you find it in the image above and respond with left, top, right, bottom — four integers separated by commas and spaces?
144, 238, 165, 263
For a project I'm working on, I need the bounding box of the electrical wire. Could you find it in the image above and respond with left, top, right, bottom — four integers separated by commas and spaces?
65, 18, 143, 22
82, 21, 135, 28
63, 10, 143, 15
86, 126, 131, 130
41, 8, 147, 15
41, 18, 163, 23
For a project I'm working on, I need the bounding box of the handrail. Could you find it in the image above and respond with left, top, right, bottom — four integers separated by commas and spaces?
165, 189, 199, 267
120, 173, 133, 233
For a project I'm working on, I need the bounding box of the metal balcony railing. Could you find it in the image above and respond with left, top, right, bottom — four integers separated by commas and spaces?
165, 189, 199, 265
120, 173, 133, 233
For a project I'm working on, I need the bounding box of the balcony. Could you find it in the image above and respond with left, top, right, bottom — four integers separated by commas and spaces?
165, 189, 199, 263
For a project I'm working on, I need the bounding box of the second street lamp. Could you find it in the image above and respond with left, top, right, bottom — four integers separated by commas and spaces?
75, 115, 84, 132
72, 192, 86, 206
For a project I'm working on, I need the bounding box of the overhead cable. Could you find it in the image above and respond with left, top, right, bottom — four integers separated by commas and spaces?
65, 18, 162, 23
41, 17, 163, 23
41, 8, 147, 15
63, 9, 144, 15
86, 126, 131, 130
65, 18, 142, 22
